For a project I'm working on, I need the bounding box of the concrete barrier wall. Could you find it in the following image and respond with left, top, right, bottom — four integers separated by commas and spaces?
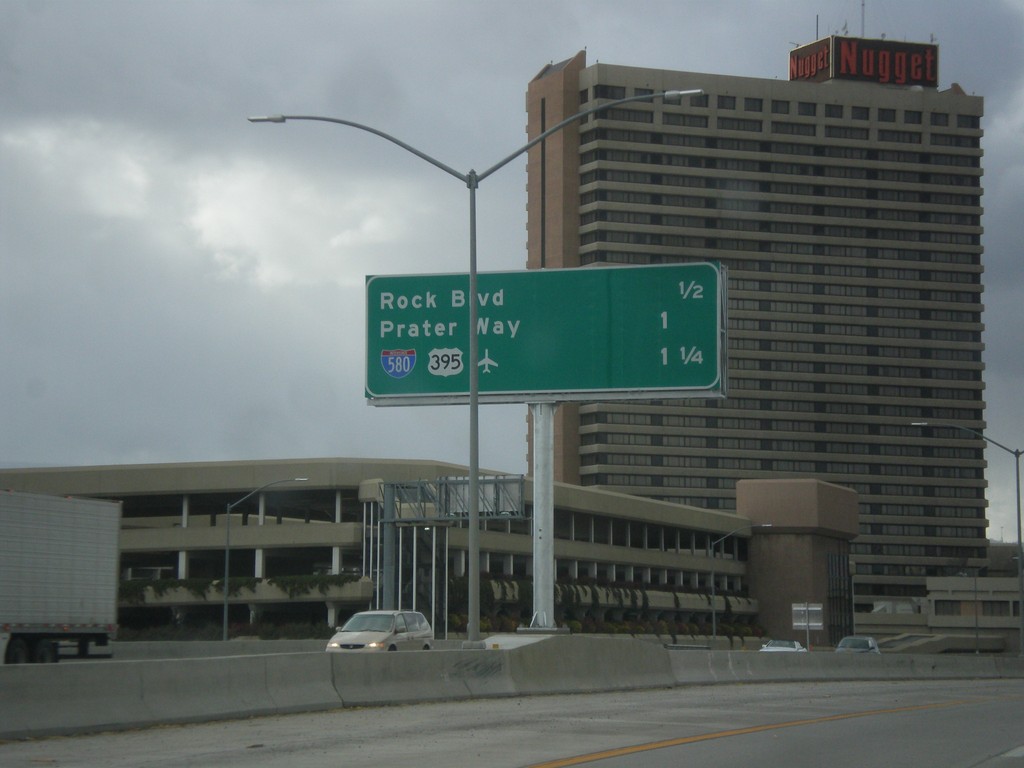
109, 639, 328, 659
3, 637, 1024, 740
508, 635, 675, 695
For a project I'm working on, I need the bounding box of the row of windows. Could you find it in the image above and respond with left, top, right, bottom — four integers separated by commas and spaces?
592, 128, 982, 172
735, 306, 983, 327
581, 146, 978, 180
584, 85, 980, 128
734, 323, 982, 347
584, 250, 981, 272
583, 189, 980, 217
593, 109, 981, 144
861, 524, 984, 537
582, 430, 984, 457
580, 415, 986, 442
854, 561, 988, 577
744, 280, 983, 299
851, 544, 985, 558
587, 473, 986, 501
728, 341, 983, 360
582, 453, 984, 481
867, 504, 985, 519
554, 510, 741, 555
730, 354, 984, 373
934, 600, 1017, 617
581, 144, 981, 176
582, 168, 981, 195
579, 228, 982, 252
581, 204, 981, 228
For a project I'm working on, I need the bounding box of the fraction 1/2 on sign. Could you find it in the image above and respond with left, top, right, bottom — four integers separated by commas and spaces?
679, 280, 704, 300
661, 346, 704, 365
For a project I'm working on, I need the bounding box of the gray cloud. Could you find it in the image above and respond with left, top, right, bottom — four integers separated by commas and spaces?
1, 0, 1022, 539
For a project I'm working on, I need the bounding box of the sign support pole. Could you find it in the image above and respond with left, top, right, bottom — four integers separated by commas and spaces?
530, 402, 556, 628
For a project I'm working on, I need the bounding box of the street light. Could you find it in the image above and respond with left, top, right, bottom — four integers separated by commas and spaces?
912, 421, 1024, 657
250, 88, 702, 645
709, 523, 771, 646
223, 477, 308, 641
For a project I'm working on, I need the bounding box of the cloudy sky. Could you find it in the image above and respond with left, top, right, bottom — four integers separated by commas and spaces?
2, 0, 1022, 541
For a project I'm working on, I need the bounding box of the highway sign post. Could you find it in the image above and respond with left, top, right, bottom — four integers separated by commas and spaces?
366, 262, 726, 405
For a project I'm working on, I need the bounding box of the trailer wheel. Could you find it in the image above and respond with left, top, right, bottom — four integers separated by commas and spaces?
5, 638, 29, 664
32, 640, 58, 664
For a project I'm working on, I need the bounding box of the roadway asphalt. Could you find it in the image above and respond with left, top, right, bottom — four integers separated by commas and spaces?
2, 678, 1022, 767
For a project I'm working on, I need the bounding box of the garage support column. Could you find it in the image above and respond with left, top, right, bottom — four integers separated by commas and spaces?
531, 402, 556, 628
254, 496, 266, 579
332, 491, 342, 575
178, 495, 189, 579
381, 484, 396, 609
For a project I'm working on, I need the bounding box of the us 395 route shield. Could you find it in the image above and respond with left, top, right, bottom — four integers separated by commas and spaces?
365, 262, 726, 405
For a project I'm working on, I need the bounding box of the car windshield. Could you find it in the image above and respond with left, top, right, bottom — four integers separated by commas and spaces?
768, 640, 795, 648
840, 638, 869, 649
341, 613, 394, 633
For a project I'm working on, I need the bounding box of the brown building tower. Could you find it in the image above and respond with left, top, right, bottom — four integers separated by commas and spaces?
524, 46, 987, 617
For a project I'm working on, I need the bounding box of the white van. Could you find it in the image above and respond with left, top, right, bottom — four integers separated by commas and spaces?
325, 610, 433, 652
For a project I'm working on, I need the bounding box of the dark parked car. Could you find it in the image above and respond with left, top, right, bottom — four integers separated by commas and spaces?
835, 635, 881, 653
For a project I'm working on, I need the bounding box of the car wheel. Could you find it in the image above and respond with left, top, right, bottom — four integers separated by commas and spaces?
5, 638, 29, 664
387, 645, 397, 651
32, 640, 58, 664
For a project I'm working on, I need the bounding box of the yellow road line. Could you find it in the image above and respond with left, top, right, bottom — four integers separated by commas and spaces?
526, 699, 977, 768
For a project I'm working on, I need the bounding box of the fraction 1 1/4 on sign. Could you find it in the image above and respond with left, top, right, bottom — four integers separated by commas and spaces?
661, 346, 704, 365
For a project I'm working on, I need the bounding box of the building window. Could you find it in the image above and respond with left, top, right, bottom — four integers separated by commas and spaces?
772, 121, 816, 136
771, 99, 790, 114
825, 104, 843, 118
690, 93, 709, 108
825, 125, 870, 140
878, 108, 896, 122
852, 105, 870, 120
931, 112, 950, 126
717, 94, 736, 109
797, 101, 817, 116
744, 97, 763, 112
717, 117, 763, 132
905, 110, 922, 124
594, 84, 627, 100
879, 129, 922, 144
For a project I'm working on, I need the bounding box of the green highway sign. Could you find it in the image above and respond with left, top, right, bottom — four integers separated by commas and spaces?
365, 262, 726, 405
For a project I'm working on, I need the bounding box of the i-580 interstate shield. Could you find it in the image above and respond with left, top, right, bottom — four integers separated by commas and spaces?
365, 262, 725, 405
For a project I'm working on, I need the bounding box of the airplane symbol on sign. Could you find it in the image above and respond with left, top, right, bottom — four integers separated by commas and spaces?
478, 349, 498, 374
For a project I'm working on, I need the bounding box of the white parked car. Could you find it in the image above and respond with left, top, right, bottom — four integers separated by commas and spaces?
325, 610, 433, 652
758, 639, 807, 652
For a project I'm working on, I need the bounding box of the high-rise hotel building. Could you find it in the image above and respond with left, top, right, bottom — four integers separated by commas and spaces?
525, 42, 986, 614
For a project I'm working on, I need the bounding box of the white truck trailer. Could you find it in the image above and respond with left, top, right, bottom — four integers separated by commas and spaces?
1, 490, 121, 664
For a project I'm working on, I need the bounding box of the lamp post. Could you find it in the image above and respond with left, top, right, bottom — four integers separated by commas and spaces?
223, 477, 308, 641
709, 523, 771, 646
912, 421, 1023, 657
250, 88, 702, 645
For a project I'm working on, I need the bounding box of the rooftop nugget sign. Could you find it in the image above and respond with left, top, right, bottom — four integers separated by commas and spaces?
790, 36, 938, 88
